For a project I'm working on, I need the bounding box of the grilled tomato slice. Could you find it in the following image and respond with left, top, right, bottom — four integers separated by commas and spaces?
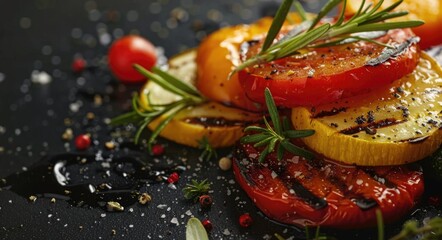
233, 142, 424, 228
239, 28, 420, 108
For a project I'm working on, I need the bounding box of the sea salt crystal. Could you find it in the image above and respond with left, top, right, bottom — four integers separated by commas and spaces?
157, 204, 167, 209
223, 229, 231, 236
31, 70, 52, 84
170, 217, 179, 226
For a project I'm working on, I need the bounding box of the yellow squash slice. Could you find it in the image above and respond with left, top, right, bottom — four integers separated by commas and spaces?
291, 53, 442, 166
140, 49, 261, 148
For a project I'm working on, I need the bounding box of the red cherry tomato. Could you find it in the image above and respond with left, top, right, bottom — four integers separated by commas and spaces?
232, 142, 424, 228
239, 29, 420, 107
108, 35, 157, 83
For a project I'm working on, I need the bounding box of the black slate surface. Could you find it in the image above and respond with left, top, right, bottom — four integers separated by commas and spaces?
1, 1, 441, 239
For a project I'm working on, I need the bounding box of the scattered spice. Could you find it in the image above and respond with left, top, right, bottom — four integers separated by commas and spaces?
107, 201, 124, 212
75, 134, 91, 150
104, 141, 116, 150
61, 128, 73, 141
29, 195, 37, 202
86, 112, 95, 120
71, 57, 86, 73
151, 144, 165, 156
202, 219, 213, 232
138, 193, 152, 205
199, 195, 213, 208
94, 94, 103, 106
239, 213, 253, 228
167, 172, 180, 184
218, 157, 232, 171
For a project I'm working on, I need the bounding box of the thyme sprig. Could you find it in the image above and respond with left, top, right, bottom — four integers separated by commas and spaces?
110, 65, 205, 150
182, 179, 211, 201
232, 0, 424, 75
198, 136, 218, 161
241, 88, 315, 163
389, 217, 442, 240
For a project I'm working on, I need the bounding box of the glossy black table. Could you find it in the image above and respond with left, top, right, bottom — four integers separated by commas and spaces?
1, 1, 440, 239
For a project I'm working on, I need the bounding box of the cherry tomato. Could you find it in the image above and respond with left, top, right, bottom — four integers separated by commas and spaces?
108, 35, 157, 83
239, 29, 420, 108
232, 142, 424, 228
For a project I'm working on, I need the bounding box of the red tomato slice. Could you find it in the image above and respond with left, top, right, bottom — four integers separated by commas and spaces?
239, 29, 420, 107
233, 142, 424, 228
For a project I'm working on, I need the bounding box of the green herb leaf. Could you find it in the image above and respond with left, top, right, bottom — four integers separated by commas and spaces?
261, 0, 295, 52
183, 179, 211, 201
198, 136, 218, 161
309, 0, 342, 30
376, 210, 384, 240
186, 217, 209, 240
294, 1, 308, 21
280, 139, 314, 160
264, 88, 282, 134
241, 88, 315, 163
111, 65, 206, 149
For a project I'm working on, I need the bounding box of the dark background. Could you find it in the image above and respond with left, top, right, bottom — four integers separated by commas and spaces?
1, 0, 440, 239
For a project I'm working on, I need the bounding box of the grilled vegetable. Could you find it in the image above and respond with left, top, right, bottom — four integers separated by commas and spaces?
232, 141, 424, 228
140, 50, 261, 148
344, 0, 442, 49
291, 52, 442, 166
239, 29, 420, 108
196, 14, 305, 112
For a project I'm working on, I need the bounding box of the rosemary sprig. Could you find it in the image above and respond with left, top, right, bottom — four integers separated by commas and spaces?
182, 179, 211, 201
241, 88, 315, 163
232, 0, 424, 74
198, 136, 218, 161
110, 65, 205, 151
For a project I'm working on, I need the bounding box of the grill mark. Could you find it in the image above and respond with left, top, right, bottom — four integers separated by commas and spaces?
361, 168, 397, 189
340, 118, 405, 135
285, 161, 379, 211
284, 178, 328, 210
183, 117, 259, 127
352, 198, 378, 210
312, 107, 347, 118
397, 136, 429, 144
321, 169, 379, 211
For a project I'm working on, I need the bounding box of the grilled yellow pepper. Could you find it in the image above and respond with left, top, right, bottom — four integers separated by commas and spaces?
291, 52, 442, 166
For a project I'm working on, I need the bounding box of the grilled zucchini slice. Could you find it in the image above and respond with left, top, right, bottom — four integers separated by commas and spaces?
291, 53, 442, 166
